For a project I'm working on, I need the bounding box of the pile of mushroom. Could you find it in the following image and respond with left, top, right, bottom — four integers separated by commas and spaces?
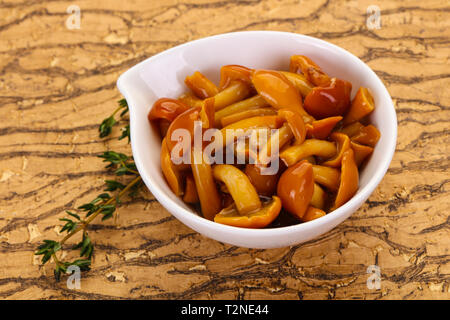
148, 55, 380, 228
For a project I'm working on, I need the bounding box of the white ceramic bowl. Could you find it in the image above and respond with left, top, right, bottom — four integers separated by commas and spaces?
117, 31, 397, 249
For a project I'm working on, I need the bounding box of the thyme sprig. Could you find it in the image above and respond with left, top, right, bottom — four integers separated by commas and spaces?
99, 98, 129, 138
35, 98, 142, 281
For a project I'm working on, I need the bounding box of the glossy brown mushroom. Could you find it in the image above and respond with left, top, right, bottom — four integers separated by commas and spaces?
304, 78, 352, 119
214, 196, 282, 228
277, 160, 314, 220
185, 71, 219, 99
332, 149, 359, 210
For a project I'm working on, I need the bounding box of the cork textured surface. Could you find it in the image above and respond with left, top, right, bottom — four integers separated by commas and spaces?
0, 0, 449, 299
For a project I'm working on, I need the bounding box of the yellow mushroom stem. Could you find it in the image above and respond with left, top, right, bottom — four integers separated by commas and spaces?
212, 164, 261, 215
213, 81, 252, 110
280, 139, 337, 167
191, 148, 222, 220
279, 71, 314, 97
312, 165, 341, 191
310, 183, 326, 210
220, 107, 277, 127
214, 95, 269, 124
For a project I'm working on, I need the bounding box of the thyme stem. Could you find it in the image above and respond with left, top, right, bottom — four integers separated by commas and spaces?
60, 176, 142, 246
120, 159, 139, 175
111, 105, 124, 117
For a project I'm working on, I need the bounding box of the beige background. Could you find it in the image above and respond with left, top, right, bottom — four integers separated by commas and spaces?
0, 0, 449, 299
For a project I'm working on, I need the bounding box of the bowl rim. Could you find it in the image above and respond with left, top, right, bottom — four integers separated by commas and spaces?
118, 30, 397, 239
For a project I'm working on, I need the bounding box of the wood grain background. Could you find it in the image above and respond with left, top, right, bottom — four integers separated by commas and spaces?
0, 0, 449, 300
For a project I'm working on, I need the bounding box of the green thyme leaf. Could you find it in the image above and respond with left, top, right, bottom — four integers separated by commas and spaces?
119, 124, 130, 143
98, 151, 129, 168
99, 116, 117, 138
78, 193, 111, 217
100, 204, 116, 221
35, 240, 62, 264
59, 218, 78, 233
98, 99, 129, 138
73, 233, 94, 259
114, 166, 131, 176
118, 98, 128, 109
80, 234, 93, 258
66, 211, 81, 221
118, 99, 129, 117
105, 180, 126, 192
68, 259, 91, 271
